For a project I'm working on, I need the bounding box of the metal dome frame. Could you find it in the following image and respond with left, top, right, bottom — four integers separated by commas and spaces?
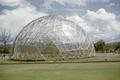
11, 16, 95, 60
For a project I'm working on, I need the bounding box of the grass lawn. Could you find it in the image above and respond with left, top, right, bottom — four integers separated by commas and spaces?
0, 54, 120, 64
0, 63, 120, 80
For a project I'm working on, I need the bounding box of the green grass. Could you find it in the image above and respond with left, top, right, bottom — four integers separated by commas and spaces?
0, 54, 120, 64
0, 63, 120, 80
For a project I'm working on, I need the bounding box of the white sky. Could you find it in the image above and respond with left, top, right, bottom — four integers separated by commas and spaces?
0, 0, 120, 42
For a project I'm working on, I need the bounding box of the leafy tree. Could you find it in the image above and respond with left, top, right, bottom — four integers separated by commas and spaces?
104, 44, 113, 53
94, 40, 120, 53
114, 42, 120, 54
42, 42, 59, 58
94, 40, 105, 53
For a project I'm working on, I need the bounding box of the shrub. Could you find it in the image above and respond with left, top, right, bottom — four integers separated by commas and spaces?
0, 47, 11, 54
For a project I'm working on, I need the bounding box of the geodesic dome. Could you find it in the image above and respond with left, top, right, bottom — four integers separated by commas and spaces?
12, 16, 95, 60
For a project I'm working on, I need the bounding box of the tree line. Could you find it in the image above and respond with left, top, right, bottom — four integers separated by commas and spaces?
0, 28, 120, 54
94, 40, 120, 53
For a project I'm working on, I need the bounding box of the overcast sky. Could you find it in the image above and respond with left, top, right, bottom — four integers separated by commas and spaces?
0, 0, 120, 42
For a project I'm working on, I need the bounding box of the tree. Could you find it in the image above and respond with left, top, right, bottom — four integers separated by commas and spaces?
114, 42, 120, 54
0, 28, 12, 54
42, 42, 59, 58
104, 44, 113, 53
94, 40, 105, 53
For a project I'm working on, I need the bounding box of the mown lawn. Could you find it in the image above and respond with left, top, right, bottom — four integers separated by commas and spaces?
0, 63, 120, 80
0, 54, 120, 64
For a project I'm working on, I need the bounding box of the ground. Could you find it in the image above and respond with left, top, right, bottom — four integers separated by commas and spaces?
0, 63, 120, 80
0, 53, 120, 63
0, 53, 120, 80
